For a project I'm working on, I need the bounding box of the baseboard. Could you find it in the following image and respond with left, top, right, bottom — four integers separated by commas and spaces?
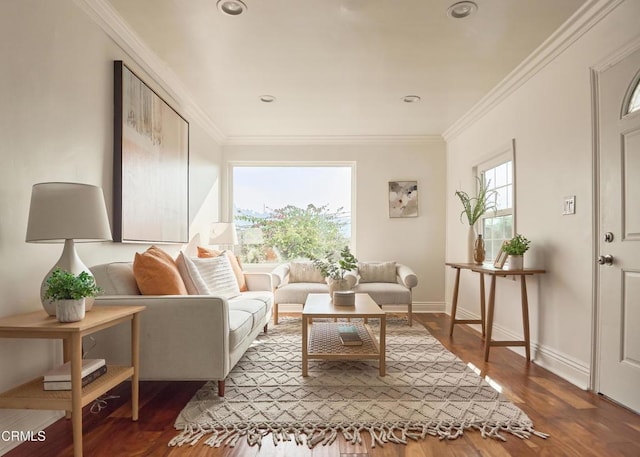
277, 302, 445, 314
0, 410, 63, 455
453, 308, 591, 389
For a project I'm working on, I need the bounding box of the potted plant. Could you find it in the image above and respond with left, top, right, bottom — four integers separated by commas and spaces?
455, 177, 497, 263
502, 234, 531, 270
312, 246, 358, 298
44, 268, 102, 322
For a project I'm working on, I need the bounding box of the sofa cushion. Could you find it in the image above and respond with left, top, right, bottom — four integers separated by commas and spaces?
176, 252, 208, 295
228, 309, 254, 350
90, 262, 140, 295
190, 255, 241, 299
352, 282, 411, 305
197, 247, 248, 292
358, 261, 397, 283
289, 261, 325, 283
133, 246, 188, 295
275, 282, 329, 304
228, 298, 267, 330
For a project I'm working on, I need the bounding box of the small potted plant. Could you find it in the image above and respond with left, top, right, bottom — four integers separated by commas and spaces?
44, 268, 102, 322
312, 246, 358, 298
502, 234, 531, 270
455, 177, 497, 263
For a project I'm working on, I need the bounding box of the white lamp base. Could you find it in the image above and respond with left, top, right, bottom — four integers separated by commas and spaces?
40, 239, 95, 315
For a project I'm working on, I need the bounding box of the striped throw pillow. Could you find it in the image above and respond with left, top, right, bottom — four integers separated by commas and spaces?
180, 254, 241, 299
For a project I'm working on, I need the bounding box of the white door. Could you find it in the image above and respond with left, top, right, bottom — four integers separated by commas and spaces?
596, 46, 640, 413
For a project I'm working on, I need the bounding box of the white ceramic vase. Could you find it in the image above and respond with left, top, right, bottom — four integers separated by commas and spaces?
505, 255, 524, 270
328, 278, 350, 301
55, 298, 86, 323
467, 226, 476, 263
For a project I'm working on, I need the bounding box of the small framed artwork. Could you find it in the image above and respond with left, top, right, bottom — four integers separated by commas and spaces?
493, 242, 508, 268
389, 181, 418, 218
113, 61, 189, 243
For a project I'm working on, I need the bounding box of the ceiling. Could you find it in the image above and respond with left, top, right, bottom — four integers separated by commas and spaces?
105, 0, 587, 140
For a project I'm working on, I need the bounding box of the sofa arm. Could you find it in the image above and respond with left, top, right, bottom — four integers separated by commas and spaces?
271, 263, 290, 288
396, 264, 418, 289
244, 272, 273, 291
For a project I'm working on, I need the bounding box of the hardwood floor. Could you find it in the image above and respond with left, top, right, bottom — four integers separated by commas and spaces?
6, 313, 640, 456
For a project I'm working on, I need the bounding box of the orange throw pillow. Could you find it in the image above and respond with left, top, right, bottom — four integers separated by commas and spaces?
197, 246, 248, 292
133, 246, 188, 295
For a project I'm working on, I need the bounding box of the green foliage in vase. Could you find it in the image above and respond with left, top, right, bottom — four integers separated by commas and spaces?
44, 268, 102, 301
311, 246, 358, 280
455, 177, 497, 226
502, 234, 531, 256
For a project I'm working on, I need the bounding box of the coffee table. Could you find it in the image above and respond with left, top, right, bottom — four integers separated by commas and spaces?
302, 293, 386, 376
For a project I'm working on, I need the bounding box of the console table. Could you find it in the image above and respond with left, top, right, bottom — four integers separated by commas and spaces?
0, 305, 145, 457
446, 263, 545, 362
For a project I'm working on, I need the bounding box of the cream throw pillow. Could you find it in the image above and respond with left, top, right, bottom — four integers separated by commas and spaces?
358, 261, 397, 283
177, 253, 240, 299
289, 261, 325, 283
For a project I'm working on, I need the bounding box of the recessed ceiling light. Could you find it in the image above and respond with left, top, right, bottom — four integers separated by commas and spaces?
217, 0, 247, 16
403, 95, 421, 103
447, 1, 477, 19
259, 95, 276, 103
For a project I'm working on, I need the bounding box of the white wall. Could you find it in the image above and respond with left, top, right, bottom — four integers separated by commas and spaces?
224, 141, 447, 305
0, 1, 222, 453
445, 0, 640, 388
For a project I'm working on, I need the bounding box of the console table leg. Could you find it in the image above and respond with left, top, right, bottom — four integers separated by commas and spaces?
449, 268, 461, 336
484, 275, 497, 362
520, 276, 531, 362
479, 273, 486, 338
131, 313, 140, 421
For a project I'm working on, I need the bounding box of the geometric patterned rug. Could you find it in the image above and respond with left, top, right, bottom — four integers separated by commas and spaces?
171, 317, 547, 449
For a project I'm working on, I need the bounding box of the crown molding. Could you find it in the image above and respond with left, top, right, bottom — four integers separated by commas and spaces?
73, 0, 227, 144
442, 0, 624, 142
224, 134, 444, 146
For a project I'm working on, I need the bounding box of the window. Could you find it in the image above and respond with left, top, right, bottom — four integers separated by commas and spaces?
626, 76, 640, 114
476, 144, 515, 261
231, 165, 353, 264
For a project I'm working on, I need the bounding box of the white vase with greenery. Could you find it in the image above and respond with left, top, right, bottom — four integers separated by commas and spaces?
455, 177, 496, 263
502, 234, 531, 270
312, 246, 358, 301
44, 268, 102, 322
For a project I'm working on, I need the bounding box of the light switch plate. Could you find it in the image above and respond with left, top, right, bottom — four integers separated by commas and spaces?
563, 195, 576, 215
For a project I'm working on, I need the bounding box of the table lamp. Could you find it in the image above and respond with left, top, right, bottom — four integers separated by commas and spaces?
26, 182, 112, 315
209, 222, 238, 252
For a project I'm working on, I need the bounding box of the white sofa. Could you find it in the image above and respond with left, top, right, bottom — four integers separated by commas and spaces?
271, 261, 417, 325
86, 261, 273, 396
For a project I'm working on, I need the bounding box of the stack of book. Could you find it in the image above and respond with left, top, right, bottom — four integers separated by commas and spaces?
43, 359, 107, 391
338, 325, 363, 346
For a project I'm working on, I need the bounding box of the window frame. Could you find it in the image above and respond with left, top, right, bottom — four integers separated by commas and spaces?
227, 161, 356, 266
474, 140, 516, 261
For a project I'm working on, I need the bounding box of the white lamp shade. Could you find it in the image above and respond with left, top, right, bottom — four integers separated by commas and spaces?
26, 182, 112, 243
209, 222, 239, 245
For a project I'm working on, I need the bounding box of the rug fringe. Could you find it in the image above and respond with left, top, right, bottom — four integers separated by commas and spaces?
170, 420, 548, 449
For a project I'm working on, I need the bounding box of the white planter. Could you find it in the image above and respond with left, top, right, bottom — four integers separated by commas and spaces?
55, 299, 86, 323
505, 255, 524, 270
467, 226, 476, 263
328, 278, 350, 302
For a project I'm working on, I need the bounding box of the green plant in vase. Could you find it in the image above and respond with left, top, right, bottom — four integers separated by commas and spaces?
311, 246, 358, 299
502, 234, 531, 270
44, 268, 102, 322
455, 177, 497, 263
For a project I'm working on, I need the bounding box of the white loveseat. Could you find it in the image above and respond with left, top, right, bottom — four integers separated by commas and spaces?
86, 261, 273, 396
272, 260, 417, 325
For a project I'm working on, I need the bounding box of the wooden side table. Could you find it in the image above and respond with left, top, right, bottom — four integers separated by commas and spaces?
446, 263, 545, 362
0, 305, 145, 457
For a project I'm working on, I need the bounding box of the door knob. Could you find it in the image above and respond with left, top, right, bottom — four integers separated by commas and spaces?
598, 255, 614, 266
